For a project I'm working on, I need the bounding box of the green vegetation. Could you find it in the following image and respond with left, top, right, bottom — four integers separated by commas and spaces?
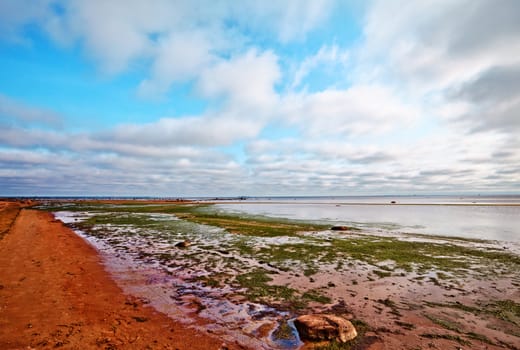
235, 270, 300, 308
314, 319, 371, 350
82, 213, 157, 227
38, 199, 520, 337
373, 270, 392, 278
425, 301, 479, 314
423, 313, 462, 333
234, 270, 331, 310
271, 319, 294, 340
303, 267, 318, 277
425, 299, 520, 326
466, 332, 494, 345
196, 275, 221, 288
394, 320, 415, 330
40, 201, 520, 283
327, 236, 520, 274
436, 272, 450, 280
420, 333, 471, 346
186, 212, 328, 237
491, 299, 520, 324
424, 299, 520, 339
302, 289, 332, 304
377, 298, 397, 308
46, 201, 328, 237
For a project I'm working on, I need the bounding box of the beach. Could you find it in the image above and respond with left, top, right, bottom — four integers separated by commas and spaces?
0, 201, 233, 350
1, 199, 519, 350
3, 1, 519, 348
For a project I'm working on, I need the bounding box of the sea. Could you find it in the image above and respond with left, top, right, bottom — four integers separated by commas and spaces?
212, 195, 520, 242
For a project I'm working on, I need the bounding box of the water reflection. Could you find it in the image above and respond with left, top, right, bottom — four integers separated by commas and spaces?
217, 200, 520, 242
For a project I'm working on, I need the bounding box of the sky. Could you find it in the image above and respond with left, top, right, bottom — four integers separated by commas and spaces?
0, 0, 519, 197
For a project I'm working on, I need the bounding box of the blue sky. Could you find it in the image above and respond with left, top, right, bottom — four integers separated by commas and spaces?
0, 0, 519, 196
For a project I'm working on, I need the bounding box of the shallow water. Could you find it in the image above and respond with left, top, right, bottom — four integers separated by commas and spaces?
217, 200, 520, 242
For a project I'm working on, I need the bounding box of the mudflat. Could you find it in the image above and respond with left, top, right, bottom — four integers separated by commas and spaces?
0, 203, 231, 349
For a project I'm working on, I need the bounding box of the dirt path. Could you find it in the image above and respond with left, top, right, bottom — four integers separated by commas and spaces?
0, 207, 233, 350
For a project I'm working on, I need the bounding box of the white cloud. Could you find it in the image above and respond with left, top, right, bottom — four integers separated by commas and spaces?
1, 0, 519, 195
280, 85, 418, 136
449, 64, 520, 132
232, 0, 335, 43
7, 0, 334, 91
104, 113, 264, 148
197, 50, 281, 109
137, 30, 216, 97
0, 0, 54, 43
359, 0, 520, 92
290, 44, 350, 90
0, 126, 67, 149
241, 126, 518, 194
0, 94, 62, 127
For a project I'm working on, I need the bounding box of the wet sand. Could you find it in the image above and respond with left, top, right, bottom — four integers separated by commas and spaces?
0, 202, 233, 350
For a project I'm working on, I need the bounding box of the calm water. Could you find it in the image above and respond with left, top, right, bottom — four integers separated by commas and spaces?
216, 196, 520, 242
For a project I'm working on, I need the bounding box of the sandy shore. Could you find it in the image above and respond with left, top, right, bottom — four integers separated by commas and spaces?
0, 202, 233, 350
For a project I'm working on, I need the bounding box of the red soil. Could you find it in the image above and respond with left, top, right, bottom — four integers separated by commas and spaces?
0, 203, 236, 350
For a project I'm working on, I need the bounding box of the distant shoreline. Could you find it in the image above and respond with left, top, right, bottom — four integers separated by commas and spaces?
2, 195, 520, 206
207, 201, 520, 206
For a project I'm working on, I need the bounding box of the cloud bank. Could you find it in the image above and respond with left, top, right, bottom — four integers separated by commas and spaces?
0, 0, 518, 196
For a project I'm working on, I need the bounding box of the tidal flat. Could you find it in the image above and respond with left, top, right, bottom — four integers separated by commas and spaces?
40, 201, 520, 349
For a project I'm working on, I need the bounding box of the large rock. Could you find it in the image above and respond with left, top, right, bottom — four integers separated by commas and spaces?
294, 314, 357, 343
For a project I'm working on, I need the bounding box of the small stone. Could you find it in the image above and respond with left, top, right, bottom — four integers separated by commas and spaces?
175, 240, 191, 248
331, 226, 350, 231
132, 316, 148, 323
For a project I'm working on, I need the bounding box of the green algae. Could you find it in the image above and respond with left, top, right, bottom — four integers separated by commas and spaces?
420, 333, 471, 346
423, 313, 462, 333
234, 270, 331, 310
41, 201, 520, 279
38, 201, 520, 324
